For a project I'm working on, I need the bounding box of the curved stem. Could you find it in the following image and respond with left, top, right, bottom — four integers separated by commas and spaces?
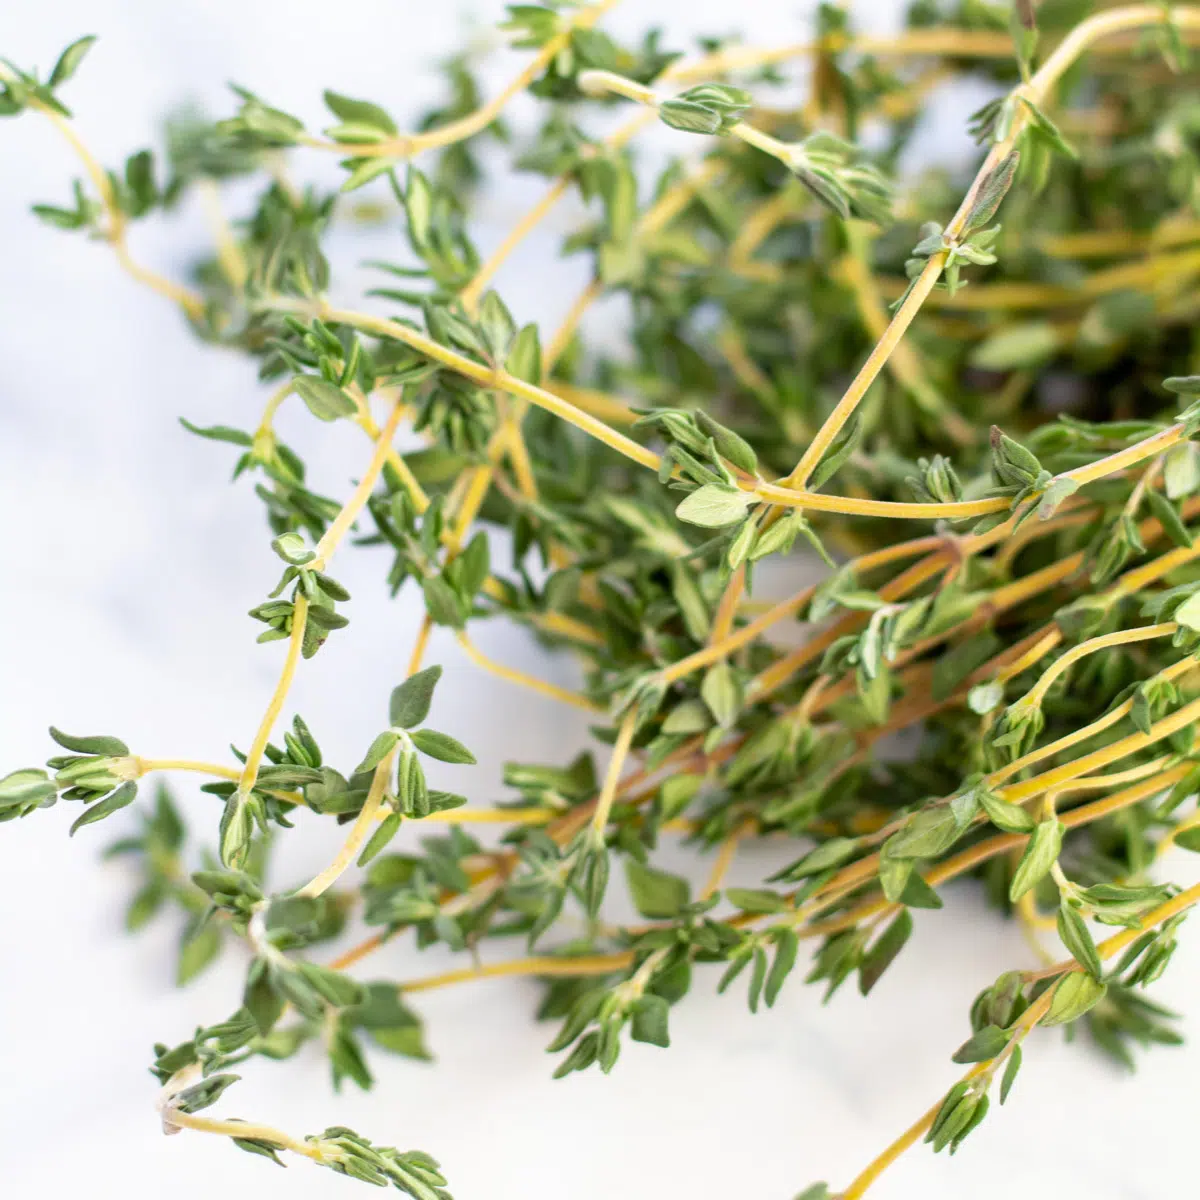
543, 279, 605, 370
460, 177, 571, 311
457, 632, 602, 712
701, 822, 749, 898
236, 396, 406, 803
21, 97, 204, 316
839, 994, 1052, 1199
838, 869, 1200, 1196
257, 380, 295, 433
400, 952, 634, 994
785, 707, 1198, 938
297, 301, 661, 469
591, 711, 638, 839
786, 4, 1200, 491
544, 380, 637, 426
1020, 623, 1177, 708
307, 0, 623, 158
198, 179, 248, 290
999, 655, 1196, 785
297, 749, 392, 899
137, 758, 240, 781
312, 397, 408, 566
162, 1110, 324, 1161
754, 482, 1007, 519
237, 593, 310, 799
785, 255, 943, 488
840, 222, 974, 445
879, 246, 1200, 310
999, 692, 1200, 808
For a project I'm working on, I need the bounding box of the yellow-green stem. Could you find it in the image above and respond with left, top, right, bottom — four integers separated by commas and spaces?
591, 711, 639, 839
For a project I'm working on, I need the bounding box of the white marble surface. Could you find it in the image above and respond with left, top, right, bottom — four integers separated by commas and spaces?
0, 3, 1195, 1197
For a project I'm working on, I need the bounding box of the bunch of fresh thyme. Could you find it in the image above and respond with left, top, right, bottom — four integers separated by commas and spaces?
5, 1, 1200, 1194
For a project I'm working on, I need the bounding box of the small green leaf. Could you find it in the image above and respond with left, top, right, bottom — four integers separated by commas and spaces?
1009, 820, 1064, 900
179, 418, 252, 446
0, 769, 57, 810
1146, 489, 1192, 548
244, 960, 285, 1036
1164, 441, 1200, 499
773, 837, 861, 882
764, 929, 799, 1007
410, 729, 476, 764
323, 90, 397, 135
390, 666, 443, 728
1131, 687, 1154, 736
1037, 476, 1080, 520
951, 1024, 1010, 1064
963, 149, 1020, 234
747, 945, 769, 1013
675, 484, 754, 528
48, 35, 98, 88
478, 290, 517, 361
294, 377, 357, 421
429, 789, 468, 814
578, 845, 609, 918
991, 426, 1043, 485
1019, 97, 1077, 159
810, 415, 862, 489
878, 852, 914, 903
218, 792, 255, 870
358, 809, 403, 866
404, 167, 433, 247
979, 788, 1035, 833
999, 1043, 1022, 1103
727, 518, 757, 569
232, 1136, 286, 1167
898, 869, 943, 910
1164, 375, 1200, 396
624, 859, 690, 919
1173, 826, 1200, 852
329, 1026, 373, 1090
659, 97, 724, 135
885, 805, 967, 860
171, 1072, 241, 1115
125, 881, 165, 931
1174, 590, 1200, 632
70, 782, 137, 835
422, 575, 466, 628
695, 411, 758, 476
1057, 900, 1103, 980
700, 662, 741, 727
630, 994, 670, 1047
177, 923, 222, 985
1043, 971, 1107, 1025
271, 532, 316, 565
295, 962, 366, 1009
49, 726, 129, 756
725, 888, 788, 914
859, 909, 913, 996
355, 730, 400, 775
659, 701, 710, 737
370, 1020, 432, 1061
505, 323, 542, 384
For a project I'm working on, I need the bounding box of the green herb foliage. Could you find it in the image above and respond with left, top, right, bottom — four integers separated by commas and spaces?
5, 2, 1200, 1195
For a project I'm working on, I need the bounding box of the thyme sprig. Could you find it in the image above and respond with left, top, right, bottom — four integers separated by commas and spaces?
7, 2, 1200, 1196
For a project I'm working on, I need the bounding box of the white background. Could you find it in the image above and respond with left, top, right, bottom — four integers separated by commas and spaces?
0, 3, 1195, 1198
